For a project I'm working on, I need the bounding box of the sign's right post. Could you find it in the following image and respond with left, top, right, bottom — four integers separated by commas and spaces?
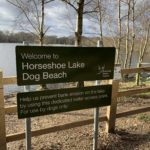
93, 40, 103, 150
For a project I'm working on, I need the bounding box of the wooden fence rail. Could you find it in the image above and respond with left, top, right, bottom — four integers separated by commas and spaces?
0, 67, 150, 150
121, 66, 150, 74
6, 106, 150, 143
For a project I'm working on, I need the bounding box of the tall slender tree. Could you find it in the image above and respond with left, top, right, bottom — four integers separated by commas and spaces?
7, 0, 54, 89
117, 0, 122, 64
129, 0, 136, 68
7, 0, 54, 46
94, 0, 104, 46
124, 0, 131, 68
62, 0, 98, 46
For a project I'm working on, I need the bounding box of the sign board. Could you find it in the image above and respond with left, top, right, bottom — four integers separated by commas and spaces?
17, 85, 112, 118
16, 46, 115, 85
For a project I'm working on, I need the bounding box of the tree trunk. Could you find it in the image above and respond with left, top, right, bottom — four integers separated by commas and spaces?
40, 0, 44, 46
129, 0, 135, 68
136, 23, 150, 85
98, 0, 104, 47
75, 0, 85, 87
124, 0, 130, 69
117, 0, 121, 64
75, 0, 84, 47
40, 0, 47, 89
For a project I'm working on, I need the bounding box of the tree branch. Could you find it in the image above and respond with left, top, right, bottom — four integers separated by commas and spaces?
62, 0, 78, 11
44, 0, 55, 4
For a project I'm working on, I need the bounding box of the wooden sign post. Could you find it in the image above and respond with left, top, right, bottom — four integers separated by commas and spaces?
24, 86, 31, 150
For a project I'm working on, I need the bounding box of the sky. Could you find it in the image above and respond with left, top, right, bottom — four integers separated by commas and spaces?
0, 0, 19, 30
0, 0, 100, 37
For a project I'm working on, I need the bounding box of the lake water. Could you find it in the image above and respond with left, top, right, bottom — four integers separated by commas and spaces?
0, 43, 24, 94
0, 43, 21, 76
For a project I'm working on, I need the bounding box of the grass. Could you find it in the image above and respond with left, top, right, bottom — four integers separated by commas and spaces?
137, 114, 150, 123
120, 80, 150, 90
133, 92, 150, 99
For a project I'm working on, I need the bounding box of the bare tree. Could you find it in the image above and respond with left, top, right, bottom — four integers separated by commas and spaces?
136, 19, 150, 85
62, 0, 84, 46
104, 0, 124, 63
128, 0, 136, 68
7, 0, 54, 46
75, 0, 84, 46
7, 0, 54, 89
124, 0, 131, 68
117, 0, 122, 64
91, 0, 105, 46
62, 0, 98, 46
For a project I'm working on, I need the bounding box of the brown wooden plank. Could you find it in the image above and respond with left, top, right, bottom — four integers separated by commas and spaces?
6, 106, 150, 142
118, 87, 150, 97
6, 116, 106, 142
6, 132, 25, 143
116, 107, 150, 118
121, 67, 150, 74
5, 106, 17, 114
3, 77, 17, 85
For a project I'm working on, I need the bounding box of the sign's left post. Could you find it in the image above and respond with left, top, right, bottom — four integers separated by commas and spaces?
18, 42, 31, 150
24, 86, 31, 150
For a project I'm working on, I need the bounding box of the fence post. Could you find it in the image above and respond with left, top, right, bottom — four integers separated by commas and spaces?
0, 70, 7, 150
105, 80, 119, 133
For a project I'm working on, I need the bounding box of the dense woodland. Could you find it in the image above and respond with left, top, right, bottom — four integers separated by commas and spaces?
0, 31, 75, 45
0, 30, 105, 46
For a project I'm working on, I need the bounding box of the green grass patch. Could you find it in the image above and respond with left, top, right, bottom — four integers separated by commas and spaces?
132, 92, 150, 99
120, 80, 150, 89
137, 114, 150, 123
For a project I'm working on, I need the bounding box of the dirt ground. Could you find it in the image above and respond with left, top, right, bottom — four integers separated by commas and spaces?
4, 87, 150, 150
